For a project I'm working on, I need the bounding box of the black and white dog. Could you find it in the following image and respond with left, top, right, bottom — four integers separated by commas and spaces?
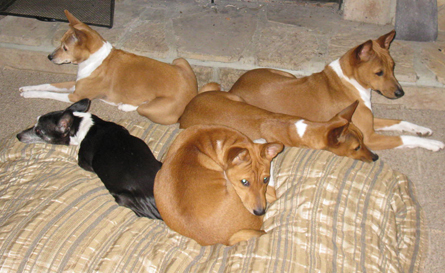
17, 99, 162, 219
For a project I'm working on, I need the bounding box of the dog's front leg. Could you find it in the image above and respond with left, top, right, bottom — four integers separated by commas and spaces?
20, 81, 76, 93
366, 132, 444, 151
20, 82, 75, 103
374, 117, 433, 136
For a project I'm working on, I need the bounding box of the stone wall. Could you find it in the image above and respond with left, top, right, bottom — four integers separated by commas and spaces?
343, 0, 397, 25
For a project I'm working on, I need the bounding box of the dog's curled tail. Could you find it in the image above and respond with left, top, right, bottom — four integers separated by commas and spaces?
199, 82, 221, 93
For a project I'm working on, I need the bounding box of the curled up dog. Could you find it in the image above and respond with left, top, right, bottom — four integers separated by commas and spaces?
17, 99, 162, 219
154, 125, 284, 246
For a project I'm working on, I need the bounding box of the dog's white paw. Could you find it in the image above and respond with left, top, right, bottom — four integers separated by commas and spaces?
118, 103, 138, 112
399, 136, 444, 151
21, 91, 39, 98
19, 85, 36, 92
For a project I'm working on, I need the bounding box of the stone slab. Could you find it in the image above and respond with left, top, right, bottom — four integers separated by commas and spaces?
0, 48, 77, 75
191, 65, 214, 90
395, 0, 438, 42
120, 21, 170, 59
219, 67, 247, 91
256, 22, 322, 72
343, 0, 395, 25
172, 4, 258, 63
0, 16, 58, 47
421, 34, 445, 85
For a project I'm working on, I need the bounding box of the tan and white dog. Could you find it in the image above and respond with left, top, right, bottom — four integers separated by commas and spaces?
154, 125, 283, 246
20, 10, 198, 125
229, 30, 444, 151
180, 90, 378, 162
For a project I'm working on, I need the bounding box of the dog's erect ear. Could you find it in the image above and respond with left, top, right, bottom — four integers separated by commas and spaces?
354, 40, 374, 62
57, 111, 75, 135
337, 100, 359, 122
71, 27, 87, 45
376, 30, 396, 50
67, 99, 91, 113
227, 147, 250, 166
327, 122, 349, 145
261, 143, 284, 161
64, 10, 82, 26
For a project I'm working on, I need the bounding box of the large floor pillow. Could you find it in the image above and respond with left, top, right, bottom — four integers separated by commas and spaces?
0, 120, 427, 272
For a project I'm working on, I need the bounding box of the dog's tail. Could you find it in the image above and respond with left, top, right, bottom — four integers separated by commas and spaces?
199, 82, 221, 93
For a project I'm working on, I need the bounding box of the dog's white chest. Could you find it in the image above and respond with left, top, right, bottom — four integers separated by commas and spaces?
77, 42, 113, 81
329, 59, 372, 111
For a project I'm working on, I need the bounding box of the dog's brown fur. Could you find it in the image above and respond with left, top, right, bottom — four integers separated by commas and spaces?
154, 125, 283, 246
180, 90, 378, 162
229, 31, 444, 151
20, 10, 197, 125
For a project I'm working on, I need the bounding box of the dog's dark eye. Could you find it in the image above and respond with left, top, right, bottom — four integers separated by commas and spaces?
62, 45, 68, 51
263, 176, 270, 184
375, 71, 383, 76
354, 145, 361, 151
240, 179, 250, 187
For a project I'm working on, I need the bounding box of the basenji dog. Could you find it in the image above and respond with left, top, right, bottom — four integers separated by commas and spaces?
229, 30, 444, 151
17, 99, 162, 219
179, 90, 378, 162
19, 10, 198, 125
154, 125, 283, 246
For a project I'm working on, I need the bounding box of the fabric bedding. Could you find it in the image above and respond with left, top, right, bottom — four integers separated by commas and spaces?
0, 119, 427, 272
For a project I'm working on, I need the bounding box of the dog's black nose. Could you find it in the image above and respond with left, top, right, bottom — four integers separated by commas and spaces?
394, 88, 404, 98
253, 208, 266, 216
47, 54, 53, 61
372, 153, 379, 162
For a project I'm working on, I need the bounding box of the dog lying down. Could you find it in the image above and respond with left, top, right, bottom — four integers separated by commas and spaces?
154, 124, 284, 246
17, 99, 162, 219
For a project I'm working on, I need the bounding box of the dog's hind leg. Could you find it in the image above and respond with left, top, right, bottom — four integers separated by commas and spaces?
137, 97, 184, 125
228, 229, 266, 246
374, 118, 433, 136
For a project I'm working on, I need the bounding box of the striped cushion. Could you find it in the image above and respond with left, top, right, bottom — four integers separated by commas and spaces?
0, 120, 427, 272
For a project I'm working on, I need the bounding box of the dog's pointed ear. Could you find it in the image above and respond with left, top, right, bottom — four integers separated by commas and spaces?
67, 99, 91, 113
227, 147, 250, 166
71, 27, 87, 45
57, 111, 75, 135
354, 40, 374, 62
337, 100, 359, 122
327, 121, 349, 145
261, 143, 284, 161
376, 30, 396, 49
64, 10, 82, 26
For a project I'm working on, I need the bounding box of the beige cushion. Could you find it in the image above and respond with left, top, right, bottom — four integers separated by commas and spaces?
0, 120, 427, 272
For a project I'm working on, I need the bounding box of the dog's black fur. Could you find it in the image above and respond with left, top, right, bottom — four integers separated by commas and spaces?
17, 99, 162, 219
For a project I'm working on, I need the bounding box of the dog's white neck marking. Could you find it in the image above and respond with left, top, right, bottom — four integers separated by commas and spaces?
295, 120, 307, 138
329, 59, 372, 110
77, 41, 113, 81
70, 112, 94, 145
